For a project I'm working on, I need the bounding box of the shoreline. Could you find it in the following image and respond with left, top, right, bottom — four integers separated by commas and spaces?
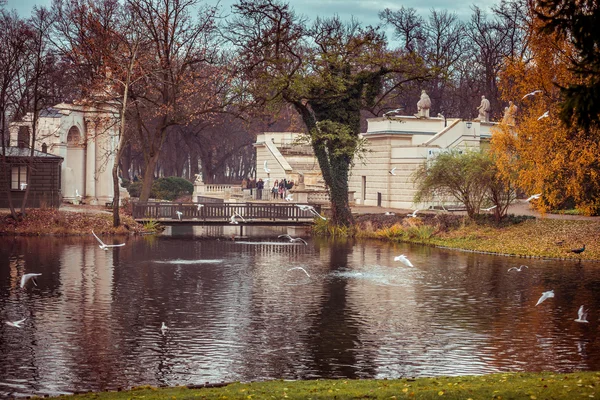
20, 371, 600, 399
1, 203, 599, 261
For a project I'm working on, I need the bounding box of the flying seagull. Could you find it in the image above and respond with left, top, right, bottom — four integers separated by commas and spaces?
197, 204, 204, 210
537, 111, 549, 121
508, 265, 528, 272
20, 273, 42, 288
285, 194, 293, 202
481, 205, 497, 211
394, 254, 414, 267
389, 167, 397, 176
20, 183, 27, 190
5, 317, 27, 328
278, 234, 307, 245
535, 289, 554, 306
575, 305, 589, 323
229, 212, 246, 224
75, 189, 82, 199
407, 209, 419, 218
92, 230, 126, 250
287, 267, 310, 278
296, 204, 327, 220
521, 90, 542, 100
525, 193, 541, 202
176, 211, 183, 220
383, 108, 403, 117
263, 160, 270, 174
161, 322, 169, 334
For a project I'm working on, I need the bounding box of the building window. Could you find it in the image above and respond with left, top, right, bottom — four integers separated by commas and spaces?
67, 126, 81, 146
11, 166, 27, 190
17, 126, 30, 148
362, 176, 367, 201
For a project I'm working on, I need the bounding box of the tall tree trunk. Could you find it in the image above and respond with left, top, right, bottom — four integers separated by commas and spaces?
113, 94, 129, 227
121, 142, 131, 181
0, 109, 18, 220
139, 151, 160, 202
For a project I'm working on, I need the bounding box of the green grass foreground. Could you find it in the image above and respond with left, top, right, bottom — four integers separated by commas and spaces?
49, 372, 600, 399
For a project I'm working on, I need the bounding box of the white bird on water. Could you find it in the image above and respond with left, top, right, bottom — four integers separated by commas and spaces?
508, 265, 528, 272
229, 212, 246, 224
287, 267, 310, 278
481, 205, 497, 211
521, 90, 542, 100
535, 290, 554, 306
525, 193, 541, 202
394, 254, 414, 267
5, 317, 27, 328
537, 111, 549, 121
92, 230, 125, 250
21, 273, 42, 288
278, 234, 307, 245
263, 160, 270, 174
161, 322, 169, 334
176, 211, 183, 220
575, 305, 589, 323
389, 167, 397, 176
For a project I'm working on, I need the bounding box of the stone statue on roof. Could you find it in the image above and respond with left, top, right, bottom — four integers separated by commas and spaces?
416, 90, 431, 118
476, 95, 491, 122
502, 101, 517, 125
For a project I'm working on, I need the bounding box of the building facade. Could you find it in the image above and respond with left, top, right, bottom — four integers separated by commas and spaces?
0, 147, 63, 208
253, 115, 495, 209
9, 102, 121, 206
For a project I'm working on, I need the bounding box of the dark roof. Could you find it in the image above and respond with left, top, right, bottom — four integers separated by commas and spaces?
1, 146, 63, 159
39, 107, 64, 118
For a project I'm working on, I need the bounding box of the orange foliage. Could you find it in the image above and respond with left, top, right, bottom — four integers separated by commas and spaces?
492, 12, 600, 215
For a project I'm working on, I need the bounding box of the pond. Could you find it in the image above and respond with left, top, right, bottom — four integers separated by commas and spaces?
1, 227, 599, 397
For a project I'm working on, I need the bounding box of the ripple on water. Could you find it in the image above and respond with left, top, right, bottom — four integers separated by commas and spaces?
2, 237, 600, 396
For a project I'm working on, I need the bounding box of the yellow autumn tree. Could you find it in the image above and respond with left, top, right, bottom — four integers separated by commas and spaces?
492, 10, 600, 215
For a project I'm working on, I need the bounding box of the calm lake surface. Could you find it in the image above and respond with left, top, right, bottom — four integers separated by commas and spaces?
1, 226, 600, 397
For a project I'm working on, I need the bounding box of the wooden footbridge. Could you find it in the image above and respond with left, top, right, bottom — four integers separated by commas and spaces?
132, 202, 322, 226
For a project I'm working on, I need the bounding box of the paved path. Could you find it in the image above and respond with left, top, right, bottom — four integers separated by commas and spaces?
351, 200, 600, 221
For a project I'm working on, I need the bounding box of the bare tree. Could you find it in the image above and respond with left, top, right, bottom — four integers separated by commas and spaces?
0, 10, 30, 219
127, 0, 237, 203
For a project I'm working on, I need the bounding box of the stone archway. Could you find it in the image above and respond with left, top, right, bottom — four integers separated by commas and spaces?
65, 126, 85, 202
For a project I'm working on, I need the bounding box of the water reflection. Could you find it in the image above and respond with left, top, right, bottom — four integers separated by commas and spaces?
1, 234, 600, 397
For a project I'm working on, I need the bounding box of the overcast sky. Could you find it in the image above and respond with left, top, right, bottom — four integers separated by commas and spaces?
6, 0, 498, 26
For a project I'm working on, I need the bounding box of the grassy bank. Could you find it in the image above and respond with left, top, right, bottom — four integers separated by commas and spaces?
348, 213, 600, 261
0, 208, 148, 235
49, 372, 600, 399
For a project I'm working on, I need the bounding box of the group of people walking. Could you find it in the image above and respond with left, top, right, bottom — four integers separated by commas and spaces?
240, 177, 294, 200
270, 178, 294, 200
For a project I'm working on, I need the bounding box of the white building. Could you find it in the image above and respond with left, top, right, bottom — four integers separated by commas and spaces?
253, 115, 494, 209
9, 102, 123, 206
349, 115, 493, 209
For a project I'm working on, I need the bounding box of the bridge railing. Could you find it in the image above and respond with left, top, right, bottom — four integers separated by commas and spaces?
132, 202, 321, 222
